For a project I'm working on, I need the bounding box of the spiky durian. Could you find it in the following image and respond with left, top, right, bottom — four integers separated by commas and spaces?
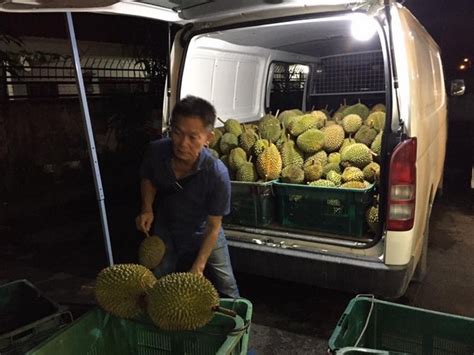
139, 235, 166, 270
366, 206, 379, 233
308, 179, 336, 187
342, 114, 363, 135
342, 166, 364, 182
354, 125, 378, 146
304, 150, 328, 167
219, 132, 238, 155
95, 264, 157, 319
228, 147, 247, 171
296, 128, 325, 154
328, 152, 341, 164
363, 162, 381, 183
326, 170, 342, 186
322, 124, 345, 152
304, 161, 323, 182
146, 272, 219, 331
256, 143, 282, 181
259, 114, 281, 143
239, 127, 259, 154
224, 119, 243, 136
281, 165, 305, 184
341, 143, 373, 169
342, 102, 370, 120
322, 162, 342, 177
341, 181, 367, 189
280, 140, 304, 168
365, 111, 386, 132
236, 160, 258, 182
252, 139, 270, 157
209, 128, 222, 150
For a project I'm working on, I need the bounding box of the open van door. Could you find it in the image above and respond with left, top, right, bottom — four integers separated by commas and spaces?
0, 0, 370, 22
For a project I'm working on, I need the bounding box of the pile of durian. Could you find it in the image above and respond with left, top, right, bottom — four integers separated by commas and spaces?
211, 101, 385, 234
211, 101, 384, 189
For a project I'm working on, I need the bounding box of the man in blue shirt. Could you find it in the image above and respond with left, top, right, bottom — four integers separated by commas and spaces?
135, 95, 239, 298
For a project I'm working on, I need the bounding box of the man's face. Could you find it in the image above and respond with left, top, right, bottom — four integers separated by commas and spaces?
170, 115, 214, 163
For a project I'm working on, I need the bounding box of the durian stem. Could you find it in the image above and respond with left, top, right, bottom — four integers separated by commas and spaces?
145, 231, 150, 238
213, 306, 237, 317
217, 117, 225, 124
275, 109, 280, 119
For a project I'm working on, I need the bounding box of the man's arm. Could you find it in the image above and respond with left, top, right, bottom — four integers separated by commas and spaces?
190, 215, 222, 275
135, 178, 157, 233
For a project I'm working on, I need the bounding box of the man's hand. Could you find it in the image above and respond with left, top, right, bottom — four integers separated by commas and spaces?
135, 211, 154, 234
190, 262, 205, 276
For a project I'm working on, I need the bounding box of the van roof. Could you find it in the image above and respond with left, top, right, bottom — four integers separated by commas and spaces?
0, 0, 375, 25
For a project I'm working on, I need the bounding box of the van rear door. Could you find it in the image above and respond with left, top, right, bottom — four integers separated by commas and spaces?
0, 0, 370, 22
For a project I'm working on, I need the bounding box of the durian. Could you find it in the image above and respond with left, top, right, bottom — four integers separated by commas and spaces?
341, 143, 373, 169
296, 128, 325, 154
308, 179, 336, 187
256, 143, 282, 181
95, 264, 157, 319
139, 234, 166, 269
146, 272, 220, 330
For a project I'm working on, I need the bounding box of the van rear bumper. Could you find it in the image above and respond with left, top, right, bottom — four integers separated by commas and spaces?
228, 240, 414, 299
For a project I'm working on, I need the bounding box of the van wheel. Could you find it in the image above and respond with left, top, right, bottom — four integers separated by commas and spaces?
412, 216, 429, 282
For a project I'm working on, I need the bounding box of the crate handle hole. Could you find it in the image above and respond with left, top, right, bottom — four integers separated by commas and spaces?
11, 328, 35, 342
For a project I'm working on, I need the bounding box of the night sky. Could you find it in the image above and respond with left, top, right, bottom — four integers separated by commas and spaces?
403, 0, 474, 78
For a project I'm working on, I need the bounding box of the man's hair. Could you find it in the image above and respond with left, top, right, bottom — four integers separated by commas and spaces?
170, 95, 216, 130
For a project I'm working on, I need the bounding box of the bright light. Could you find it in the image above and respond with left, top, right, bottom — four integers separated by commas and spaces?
459, 64, 466, 70
463, 58, 469, 62
351, 13, 377, 41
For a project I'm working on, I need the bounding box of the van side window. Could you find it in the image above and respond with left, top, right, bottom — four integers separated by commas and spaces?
267, 62, 309, 114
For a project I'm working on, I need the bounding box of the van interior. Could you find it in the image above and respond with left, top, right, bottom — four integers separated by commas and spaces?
179, 14, 388, 244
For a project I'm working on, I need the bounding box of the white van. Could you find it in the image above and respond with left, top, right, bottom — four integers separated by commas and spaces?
1, 0, 448, 298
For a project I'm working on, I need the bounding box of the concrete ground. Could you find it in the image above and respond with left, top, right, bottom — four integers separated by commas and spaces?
0, 182, 473, 354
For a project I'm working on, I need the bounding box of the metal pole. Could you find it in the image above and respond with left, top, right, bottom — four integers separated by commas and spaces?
65, 12, 114, 266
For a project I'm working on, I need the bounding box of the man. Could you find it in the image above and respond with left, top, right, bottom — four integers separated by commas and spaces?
135, 95, 240, 298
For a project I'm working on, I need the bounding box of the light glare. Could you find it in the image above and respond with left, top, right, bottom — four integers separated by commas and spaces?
351, 13, 377, 41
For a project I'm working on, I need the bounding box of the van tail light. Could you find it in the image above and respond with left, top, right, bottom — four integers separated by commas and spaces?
387, 138, 417, 231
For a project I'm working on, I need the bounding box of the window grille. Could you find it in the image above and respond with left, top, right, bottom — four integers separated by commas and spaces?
271, 63, 309, 94
310, 50, 385, 96
1, 56, 162, 99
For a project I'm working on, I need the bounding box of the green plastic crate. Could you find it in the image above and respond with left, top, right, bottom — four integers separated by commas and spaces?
0, 279, 72, 354
274, 181, 374, 237
329, 296, 474, 354
27, 298, 252, 355
224, 180, 275, 227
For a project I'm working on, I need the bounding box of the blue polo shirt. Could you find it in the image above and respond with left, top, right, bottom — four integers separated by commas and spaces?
140, 138, 231, 254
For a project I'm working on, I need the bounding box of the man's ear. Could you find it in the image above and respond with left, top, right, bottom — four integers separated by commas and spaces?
206, 130, 215, 146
